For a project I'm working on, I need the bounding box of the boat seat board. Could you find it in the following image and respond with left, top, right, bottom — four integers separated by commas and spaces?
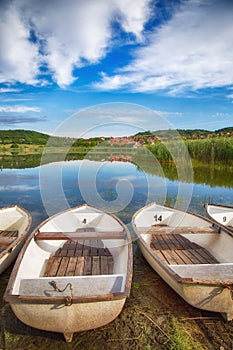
19, 275, 125, 297
144, 226, 215, 235
36, 230, 126, 240
43, 240, 114, 277
169, 264, 233, 284
0, 229, 18, 237
150, 234, 218, 265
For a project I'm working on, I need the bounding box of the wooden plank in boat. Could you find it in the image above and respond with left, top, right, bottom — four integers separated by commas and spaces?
92, 256, 100, 275
0, 229, 18, 237
66, 256, 78, 276
44, 257, 62, 277
74, 241, 84, 256
90, 240, 98, 256
153, 250, 170, 264
178, 249, 202, 264
82, 241, 91, 256
171, 234, 196, 250
0, 236, 16, 246
192, 247, 218, 264
83, 256, 92, 275
35, 231, 126, 240
161, 250, 178, 265
74, 256, 85, 276
150, 233, 219, 265
57, 257, 69, 276
145, 226, 215, 235
107, 256, 114, 274
43, 238, 114, 277
67, 241, 77, 257
100, 256, 108, 274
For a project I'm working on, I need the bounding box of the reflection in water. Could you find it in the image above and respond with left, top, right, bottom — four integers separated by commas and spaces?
0, 154, 232, 230
1, 153, 233, 188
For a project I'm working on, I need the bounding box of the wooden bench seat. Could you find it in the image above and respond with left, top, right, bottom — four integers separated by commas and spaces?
43, 240, 114, 277
150, 233, 218, 265
36, 230, 126, 240
144, 225, 215, 235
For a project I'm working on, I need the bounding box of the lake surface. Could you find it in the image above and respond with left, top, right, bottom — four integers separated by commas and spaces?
0, 157, 233, 232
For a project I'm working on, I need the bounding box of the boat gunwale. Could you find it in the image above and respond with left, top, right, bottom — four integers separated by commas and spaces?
5, 290, 128, 304
132, 202, 233, 286
4, 204, 133, 302
0, 205, 32, 260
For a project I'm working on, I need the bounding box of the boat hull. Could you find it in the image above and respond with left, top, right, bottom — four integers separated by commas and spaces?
133, 202, 233, 320
0, 240, 25, 274
4, 204, 132, 342
10, 298, 126, 340
0, 206, 31, 275
138, 239, 233, 320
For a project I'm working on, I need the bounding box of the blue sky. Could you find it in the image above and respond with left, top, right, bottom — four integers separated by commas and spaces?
0, 0, 233, 137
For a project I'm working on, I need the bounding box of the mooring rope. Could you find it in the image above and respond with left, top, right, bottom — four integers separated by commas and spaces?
50, 280, 74, 306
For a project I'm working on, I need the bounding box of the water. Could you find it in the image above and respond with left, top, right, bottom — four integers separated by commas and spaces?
0, 157, 232, 231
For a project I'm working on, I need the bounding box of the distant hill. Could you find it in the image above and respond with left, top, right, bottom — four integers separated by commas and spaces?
0, 127, 232, 146
215, 127, 233, 134
0, 129, 104, 147
0, 130, 50, 145
134, 127, 233, 139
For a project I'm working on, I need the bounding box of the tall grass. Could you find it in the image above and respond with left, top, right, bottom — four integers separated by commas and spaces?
147, 137, 233, 162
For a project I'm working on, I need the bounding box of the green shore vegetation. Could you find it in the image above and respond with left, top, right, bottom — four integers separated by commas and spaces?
0, 128, 233, 164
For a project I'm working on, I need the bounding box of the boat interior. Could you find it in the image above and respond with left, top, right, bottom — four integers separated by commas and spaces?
12, 206, 130, 298
0, 207, 28, 253
135, 204, 233, 283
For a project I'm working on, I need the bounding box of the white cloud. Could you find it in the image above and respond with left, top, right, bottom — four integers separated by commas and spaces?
0, 105, 41, 113
0, 88, 22, 93
0, 0, 151, 87
96, 0, 233, 93
0, 4, 40, 85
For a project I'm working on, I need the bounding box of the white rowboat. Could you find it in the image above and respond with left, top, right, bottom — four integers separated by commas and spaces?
0, 206, 31, 274
132, 202, 233, 320
206, 203, 233, 232
4, 204, 133, 342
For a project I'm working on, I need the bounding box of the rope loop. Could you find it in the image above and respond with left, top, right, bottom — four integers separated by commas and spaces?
50, 280, 74, 306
